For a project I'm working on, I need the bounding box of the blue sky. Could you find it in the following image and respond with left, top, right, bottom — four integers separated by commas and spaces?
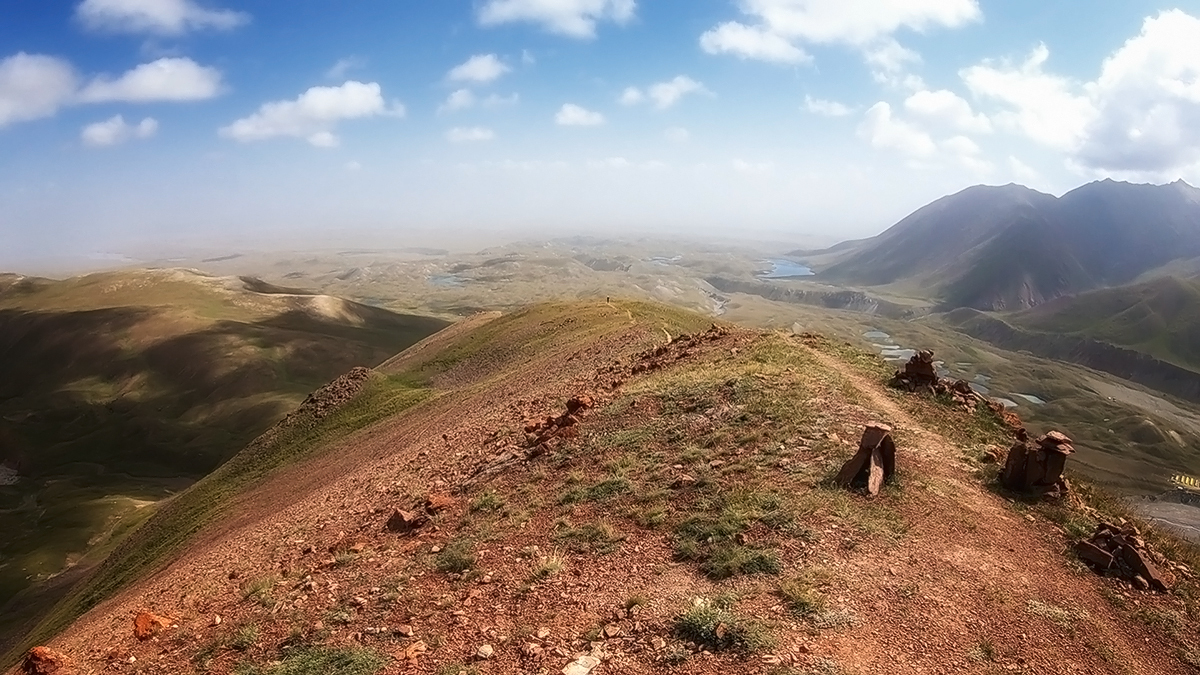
4, 0, 1200, 270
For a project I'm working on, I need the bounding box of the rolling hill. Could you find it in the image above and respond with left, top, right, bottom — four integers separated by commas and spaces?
811, 179, 1200, 310
5, 300, 1200, 674
0, 269, 447, 645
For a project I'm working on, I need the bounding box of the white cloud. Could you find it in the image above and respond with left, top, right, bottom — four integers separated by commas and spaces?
76, 0, 248, 35
555, 103, 604, 126
438, 88, 476, 113
326, 56, 366, 79
0, 53, 78, 127
699, 22, 810, 64
904, 89, 991, 133
964, 13, 1200, 175
961, 44, 1092, 151
941, 134, 991, 172
345, 160, 362, 171
864, 38, 923, 87
664, 126, 689, 142
447, 54, 510, 83
619, 87, 644, 105
701, 0, 979, 78
620, 76, 710, 109
857, 101, 936, 157
446, 126, 495, 142
522, 49, 536, 65
1008, 156, 1039, 182
803, 94, 855, 116
81, 114, 157, 146
647, 76, 710, 109
78, 57, 222, 102
219, 81, 403, 147
1075, 10, 1200, 173
477, 0, 635, 38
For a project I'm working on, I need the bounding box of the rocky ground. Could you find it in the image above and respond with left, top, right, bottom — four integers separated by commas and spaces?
13, 302, 1200, 675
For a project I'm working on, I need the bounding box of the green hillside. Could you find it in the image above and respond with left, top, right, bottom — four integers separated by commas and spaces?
1012, 276, 1200, 373
0, 269, 447, 645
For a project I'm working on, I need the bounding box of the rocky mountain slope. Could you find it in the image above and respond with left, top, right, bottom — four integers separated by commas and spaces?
0, 269, 447, 649
8, 301, 1200, 674
812, 179, 1200, 311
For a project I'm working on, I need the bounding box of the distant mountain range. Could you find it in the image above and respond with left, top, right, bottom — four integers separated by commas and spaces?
805, 179, 1200, 311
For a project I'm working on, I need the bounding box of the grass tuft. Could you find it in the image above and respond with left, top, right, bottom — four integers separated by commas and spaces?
236, 646, 386, 675
433, 540, 476, 574
673, 596, 776, 654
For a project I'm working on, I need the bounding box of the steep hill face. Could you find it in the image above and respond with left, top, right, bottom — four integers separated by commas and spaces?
1013, 276, 1200, 373
10, 301, 1200, 675
0, 269, 447, 640
817, 179, 1200, 310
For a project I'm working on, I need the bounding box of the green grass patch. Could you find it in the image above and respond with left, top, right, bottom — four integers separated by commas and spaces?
673, 489, 791, 579
235, 646, 387, 675
558, 477, 633, 505
553, 519, 626, 554
673, 596, 776, 654
433, 539, 477, 574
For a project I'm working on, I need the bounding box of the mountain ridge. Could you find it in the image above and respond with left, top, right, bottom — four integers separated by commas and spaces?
809, 179, 1200, 310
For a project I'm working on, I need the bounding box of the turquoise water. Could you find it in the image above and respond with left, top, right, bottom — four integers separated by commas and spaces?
428, 274, 464, 287
759, 259, 814, 278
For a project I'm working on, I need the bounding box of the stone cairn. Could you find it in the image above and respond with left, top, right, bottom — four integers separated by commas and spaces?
888, 350, 997, 412
1074, 521, 1174, 592
834, 423, 897, 497
1000, 429, 1073, 498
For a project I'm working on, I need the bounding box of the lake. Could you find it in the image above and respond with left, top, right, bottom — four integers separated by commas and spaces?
759, 259, 814, 278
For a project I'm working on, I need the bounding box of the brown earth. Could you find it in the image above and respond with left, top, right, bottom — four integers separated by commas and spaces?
11, 302, 1200, 675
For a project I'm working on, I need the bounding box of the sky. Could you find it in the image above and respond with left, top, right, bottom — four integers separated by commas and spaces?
5, 0, 1200, 270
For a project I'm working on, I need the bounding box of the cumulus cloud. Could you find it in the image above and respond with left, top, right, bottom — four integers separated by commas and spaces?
619, 87, 644, 105
941, 134, 991, 172
76, 0, 248, 35
219, 81, 403, 147
446, 126, 495, 142
961, 44, 1090, 151
700, 22, 811, 64
447, 54, 510, 83
701, 0, 979, 78
78, 57, 222, 102
621, 76, 711, 109
477, 0, 635, 38
0, 52, 78, 127
857, 101, 936, 157
439, 88, 476, 113
81, 115, 158, 146
803, 95, 855, 116
962, 11, 1200, 176
555, 103, 604, 126
904, 89, 991, 133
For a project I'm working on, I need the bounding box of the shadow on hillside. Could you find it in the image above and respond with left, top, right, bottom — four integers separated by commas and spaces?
0, 305, 447, 646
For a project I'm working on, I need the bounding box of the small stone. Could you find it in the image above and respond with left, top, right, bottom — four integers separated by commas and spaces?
397, 624, 415, 637
650, 637, 666, 650
431, 545, 442, 553
475, 644, 495, 660
211, 615, 222, 626
562, 654, 601, 675
603, 624, 622, 638
537, 627, 552, 639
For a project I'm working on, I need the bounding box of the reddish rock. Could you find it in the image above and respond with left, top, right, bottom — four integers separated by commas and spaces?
386, 509, 426, 533
22, 646, 66, 674
133, 611, 172, 640
566, 395, 595, 414
424, 494, 457, 513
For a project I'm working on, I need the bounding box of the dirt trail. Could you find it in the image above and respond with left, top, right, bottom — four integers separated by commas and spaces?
804, 342, 1193, 675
